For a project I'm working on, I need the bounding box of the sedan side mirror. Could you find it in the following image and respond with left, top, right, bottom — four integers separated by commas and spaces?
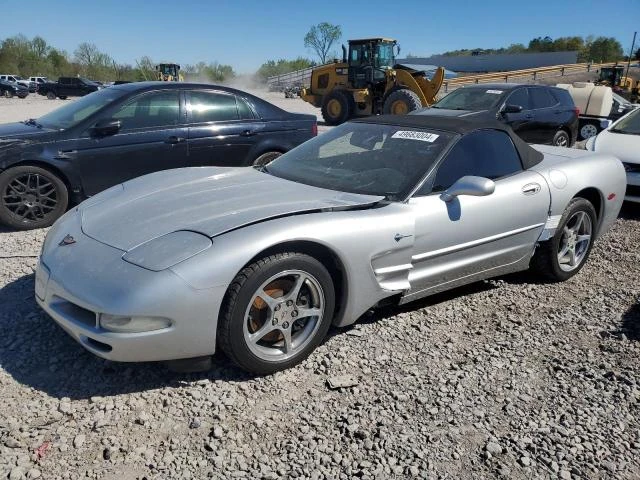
502, 104, 523, 114
91, 118, 121, 137
440, 175, 495, 202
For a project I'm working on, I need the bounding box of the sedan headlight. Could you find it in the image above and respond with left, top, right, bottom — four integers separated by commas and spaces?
99, 313, 171, 333
122, 230, 212, 271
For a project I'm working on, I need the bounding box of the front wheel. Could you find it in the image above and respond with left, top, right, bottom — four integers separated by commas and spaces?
4, 90, 13, 99
46, 91, 56, 100
530, 198, 596, 281
0, 166, 69, 230
218, 252, 335, 374
382, 88, 422, 115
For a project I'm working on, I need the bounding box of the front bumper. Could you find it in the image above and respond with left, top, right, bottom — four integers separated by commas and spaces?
625, 170, 640, 203
35, 221, 226, 362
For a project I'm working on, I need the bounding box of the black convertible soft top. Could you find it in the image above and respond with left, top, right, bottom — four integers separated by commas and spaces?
352, 114, 544, 169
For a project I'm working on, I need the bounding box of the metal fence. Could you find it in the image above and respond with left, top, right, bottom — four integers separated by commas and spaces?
266, 67, 314, 91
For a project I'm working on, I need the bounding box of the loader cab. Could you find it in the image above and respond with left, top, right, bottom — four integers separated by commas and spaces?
598, 66, 625, 87
156, 63, 181, 82
347, 38, 397, 89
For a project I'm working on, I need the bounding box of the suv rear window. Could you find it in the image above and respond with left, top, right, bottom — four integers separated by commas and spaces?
550, 88, 574, 106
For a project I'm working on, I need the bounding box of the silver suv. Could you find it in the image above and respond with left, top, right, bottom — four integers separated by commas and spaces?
0, 74, 36, 92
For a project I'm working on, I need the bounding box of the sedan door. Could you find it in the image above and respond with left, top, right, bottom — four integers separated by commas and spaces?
186, 90, 260, 166
405, 129, 549, 300
70, 89, 188, 196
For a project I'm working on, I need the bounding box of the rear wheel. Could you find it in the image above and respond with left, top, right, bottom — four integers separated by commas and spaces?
553, 129, 570, 147
218, 252, 335, 374
46, 91, 56, 100
4, 90, 13, 99
530, 198, 596, 281
59, 96, 67, 100
0, 166, 69, 230
579, 122, 599, 140
252, 151, 282, 166
321, 90, 353, 126
383, 88, 422, 115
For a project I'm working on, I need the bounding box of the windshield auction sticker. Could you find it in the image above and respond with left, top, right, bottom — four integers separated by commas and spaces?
486, 89, 503, 94
391, 131, 440, 142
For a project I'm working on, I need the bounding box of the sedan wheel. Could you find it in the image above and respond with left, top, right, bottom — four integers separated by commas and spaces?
0, 166, 69, 230
530, 198, 596, 281
252, 151, 282, 166
218, 252, 335, 374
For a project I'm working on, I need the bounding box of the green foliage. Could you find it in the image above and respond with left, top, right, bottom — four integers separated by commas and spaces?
182, 62, 236, 82
0, 34, 236, 83
577, 36, 623, 63
304, 22, 342, 64
256, 57, 316, 82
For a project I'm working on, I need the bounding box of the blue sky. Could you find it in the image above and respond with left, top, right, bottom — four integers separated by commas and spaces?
3, 0, 638, 73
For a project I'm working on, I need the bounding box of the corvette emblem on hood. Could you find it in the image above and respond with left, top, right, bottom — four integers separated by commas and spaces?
59, 234, 76, 246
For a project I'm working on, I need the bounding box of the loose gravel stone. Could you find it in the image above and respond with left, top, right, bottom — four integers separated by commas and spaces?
1, 182, 640, 478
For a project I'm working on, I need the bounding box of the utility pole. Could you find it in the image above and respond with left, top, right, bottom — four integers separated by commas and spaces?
624, 31, 637, 84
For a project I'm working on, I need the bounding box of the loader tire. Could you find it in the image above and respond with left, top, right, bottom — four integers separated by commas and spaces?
321, 90, 353, 126
383, 88, 422, 115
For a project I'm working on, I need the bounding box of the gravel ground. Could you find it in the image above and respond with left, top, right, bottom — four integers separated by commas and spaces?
1, 92, 640, 480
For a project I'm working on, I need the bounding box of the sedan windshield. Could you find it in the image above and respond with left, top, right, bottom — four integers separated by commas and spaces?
36, 88, 128, 130
266, 122, 454, 200
611, 108, 640, 135
433, 87, 506, 111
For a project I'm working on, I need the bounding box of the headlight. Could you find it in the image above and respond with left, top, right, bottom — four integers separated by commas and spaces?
122, 230, 212, 271
99, 313, 171, 333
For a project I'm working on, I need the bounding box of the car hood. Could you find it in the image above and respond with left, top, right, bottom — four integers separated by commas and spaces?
414, 108, 492, 118
0, 122, 54, 139
591, 129, 639, 164
80, 167, 384, 252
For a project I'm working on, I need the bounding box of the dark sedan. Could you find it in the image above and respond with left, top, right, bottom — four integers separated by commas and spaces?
0, 82, 318, 229
0, 80, 28, 99
415, 83, 579, 147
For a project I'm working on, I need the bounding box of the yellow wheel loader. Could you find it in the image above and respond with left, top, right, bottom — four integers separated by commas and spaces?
156, 63, 184, 82
300, 38, 445, 125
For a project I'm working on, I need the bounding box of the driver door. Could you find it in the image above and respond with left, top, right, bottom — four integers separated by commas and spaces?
404, 130, 549, 301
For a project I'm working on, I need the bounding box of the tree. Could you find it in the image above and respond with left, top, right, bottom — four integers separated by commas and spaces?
579, 36, 623, 63
256, 57, 315, 82
304, 22, 341, 64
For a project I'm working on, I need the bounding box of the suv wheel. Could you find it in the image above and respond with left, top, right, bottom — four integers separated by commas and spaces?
553, 130, 570, 147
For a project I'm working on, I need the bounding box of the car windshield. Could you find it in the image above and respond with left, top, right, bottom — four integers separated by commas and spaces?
610, 108, 640, 135
36, 88, 128, 130
265, 122, 454, 200
433, 87, 506, 111
13, 76, 23, 80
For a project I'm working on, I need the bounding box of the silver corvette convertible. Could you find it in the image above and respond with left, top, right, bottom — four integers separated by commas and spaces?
35, 116, 626, 374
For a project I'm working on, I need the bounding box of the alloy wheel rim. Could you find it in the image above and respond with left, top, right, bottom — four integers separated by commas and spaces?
557, 211, 592, 272
2, 173, 58, 223
243, 269, 324, 361
327, 99, 342, 117
555, 134, 568, 147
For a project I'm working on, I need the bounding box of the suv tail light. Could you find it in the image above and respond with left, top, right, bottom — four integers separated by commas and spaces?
312, 122, 318, 136
573, 107, 580, 116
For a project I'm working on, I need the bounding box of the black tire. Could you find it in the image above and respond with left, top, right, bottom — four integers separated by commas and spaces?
552, 129, 570, 147
218, 252, 335, 374
383, 88, 422, 115
4, 89, 13, 99
46, 91, 56, 100
530, 198, 597, 282
579, 121, 600, 140
59, 96, 67, 100
252, 151, 282, 166
0, 166, 69, 230
321, 90, 354, 126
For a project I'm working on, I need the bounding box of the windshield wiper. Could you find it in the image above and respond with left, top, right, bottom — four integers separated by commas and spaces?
23, 118, 42, 128
609, 128, 636, 135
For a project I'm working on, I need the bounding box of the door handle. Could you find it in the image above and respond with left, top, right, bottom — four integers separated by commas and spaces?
165, 136, 185, 144
524, 113, 534, 120
522, 183, 541, 195
240, 130, 256, 137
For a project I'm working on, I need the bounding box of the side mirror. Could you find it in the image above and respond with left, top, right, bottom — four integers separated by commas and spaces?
395, 44, 401, 57
91, 118, 121, 137
440, 175, 495, 202
502, 104, 523, 114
